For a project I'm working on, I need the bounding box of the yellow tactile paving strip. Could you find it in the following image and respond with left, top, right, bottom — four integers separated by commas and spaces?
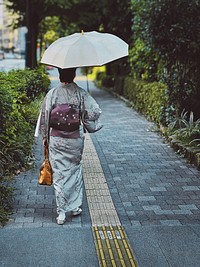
93, 226, 137, 267
83, 134, 138, 267
83, 134, 120, 226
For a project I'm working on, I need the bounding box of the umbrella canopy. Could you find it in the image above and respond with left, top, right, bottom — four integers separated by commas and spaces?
41, 31, 129, 68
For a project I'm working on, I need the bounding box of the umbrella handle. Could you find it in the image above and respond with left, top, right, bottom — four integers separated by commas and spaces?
85, 68, 90, 92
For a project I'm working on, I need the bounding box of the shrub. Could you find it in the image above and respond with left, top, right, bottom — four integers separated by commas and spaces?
129, 38, 159, 82
113, 76, 126, 96
123, 77, 168, 125
0, 67, 50, 100
102, 75, 115, 88
95, 71, 107, 88
0, 185, 13, 226
168, 111, 200, 145
0, 68, 49, 175
0, 68, 50, 226
130, 0, 200, 119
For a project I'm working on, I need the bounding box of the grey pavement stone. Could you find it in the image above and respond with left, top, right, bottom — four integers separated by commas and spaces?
131, 220, 142, 226
178, 204, 198, 210
154, 210, 174, 215
3, 222, 24, 228
16, 208, 35, 214
138, 196, 156, 201
122, 201, 132, 207
126, 210, 136, 216
182, 186, 200, 191
160, 220, 182, 226
0, 227, 99, 267
143, 205, 161, 211
150, 186, 167, 192
173, 210, 193, 215
15, 217, 34, 223
126, 225, 200, 267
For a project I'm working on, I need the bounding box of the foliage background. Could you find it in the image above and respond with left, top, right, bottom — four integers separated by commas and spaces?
0, 68, 50, 226
129, 0, 200, 121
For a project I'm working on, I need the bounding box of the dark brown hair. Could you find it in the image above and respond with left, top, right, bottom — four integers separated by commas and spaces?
58, 68, 76, 83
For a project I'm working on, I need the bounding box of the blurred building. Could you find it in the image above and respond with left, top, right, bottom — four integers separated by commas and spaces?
0, 0, 26, 55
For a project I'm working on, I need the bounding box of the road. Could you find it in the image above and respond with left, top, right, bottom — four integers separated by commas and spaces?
0, 55, 25, 71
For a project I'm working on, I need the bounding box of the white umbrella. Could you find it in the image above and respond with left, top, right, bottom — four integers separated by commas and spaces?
41, 31, 129, 68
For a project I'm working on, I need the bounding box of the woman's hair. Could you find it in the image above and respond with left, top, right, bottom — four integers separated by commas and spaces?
58, 68, 76, 83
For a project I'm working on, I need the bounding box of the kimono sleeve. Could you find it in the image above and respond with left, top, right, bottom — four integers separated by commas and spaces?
34, 91, 53, 139
81, 91, 103, 133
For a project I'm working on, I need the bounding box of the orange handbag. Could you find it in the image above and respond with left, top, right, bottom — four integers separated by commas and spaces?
38, 141, 53, 186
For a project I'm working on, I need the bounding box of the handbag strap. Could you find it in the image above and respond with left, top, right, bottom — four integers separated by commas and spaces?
44, 140, 49, 159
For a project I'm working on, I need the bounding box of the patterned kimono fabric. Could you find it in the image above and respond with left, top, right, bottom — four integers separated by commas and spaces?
49, 131, 84, 214
36, 82, 101, 215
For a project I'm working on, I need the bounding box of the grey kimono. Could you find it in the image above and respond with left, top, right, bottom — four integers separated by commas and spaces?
35, 82, 102, 214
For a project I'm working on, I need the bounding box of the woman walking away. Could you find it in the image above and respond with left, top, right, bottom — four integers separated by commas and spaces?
35, 68, 102, 225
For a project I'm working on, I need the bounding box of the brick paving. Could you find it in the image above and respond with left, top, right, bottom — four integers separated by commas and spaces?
90, 85, 200, 227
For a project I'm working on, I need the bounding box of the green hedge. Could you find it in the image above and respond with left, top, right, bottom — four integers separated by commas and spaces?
0, 68, 50, 226
0, 67, 50, 101
0, 68, 50, 174
123, 77, 168, 125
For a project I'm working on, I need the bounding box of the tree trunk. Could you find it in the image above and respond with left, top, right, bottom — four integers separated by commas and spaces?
31, 24, 38, 68
25, 0, 31, 68
25, 0, 38, 69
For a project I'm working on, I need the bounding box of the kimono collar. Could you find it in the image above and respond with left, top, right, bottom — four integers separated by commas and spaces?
61, 82, 77, 89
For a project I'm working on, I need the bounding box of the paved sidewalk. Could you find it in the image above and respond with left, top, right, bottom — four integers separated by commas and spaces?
1, 68, 200, 267
91, 88, 200, 227
87, 79, 200, 266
